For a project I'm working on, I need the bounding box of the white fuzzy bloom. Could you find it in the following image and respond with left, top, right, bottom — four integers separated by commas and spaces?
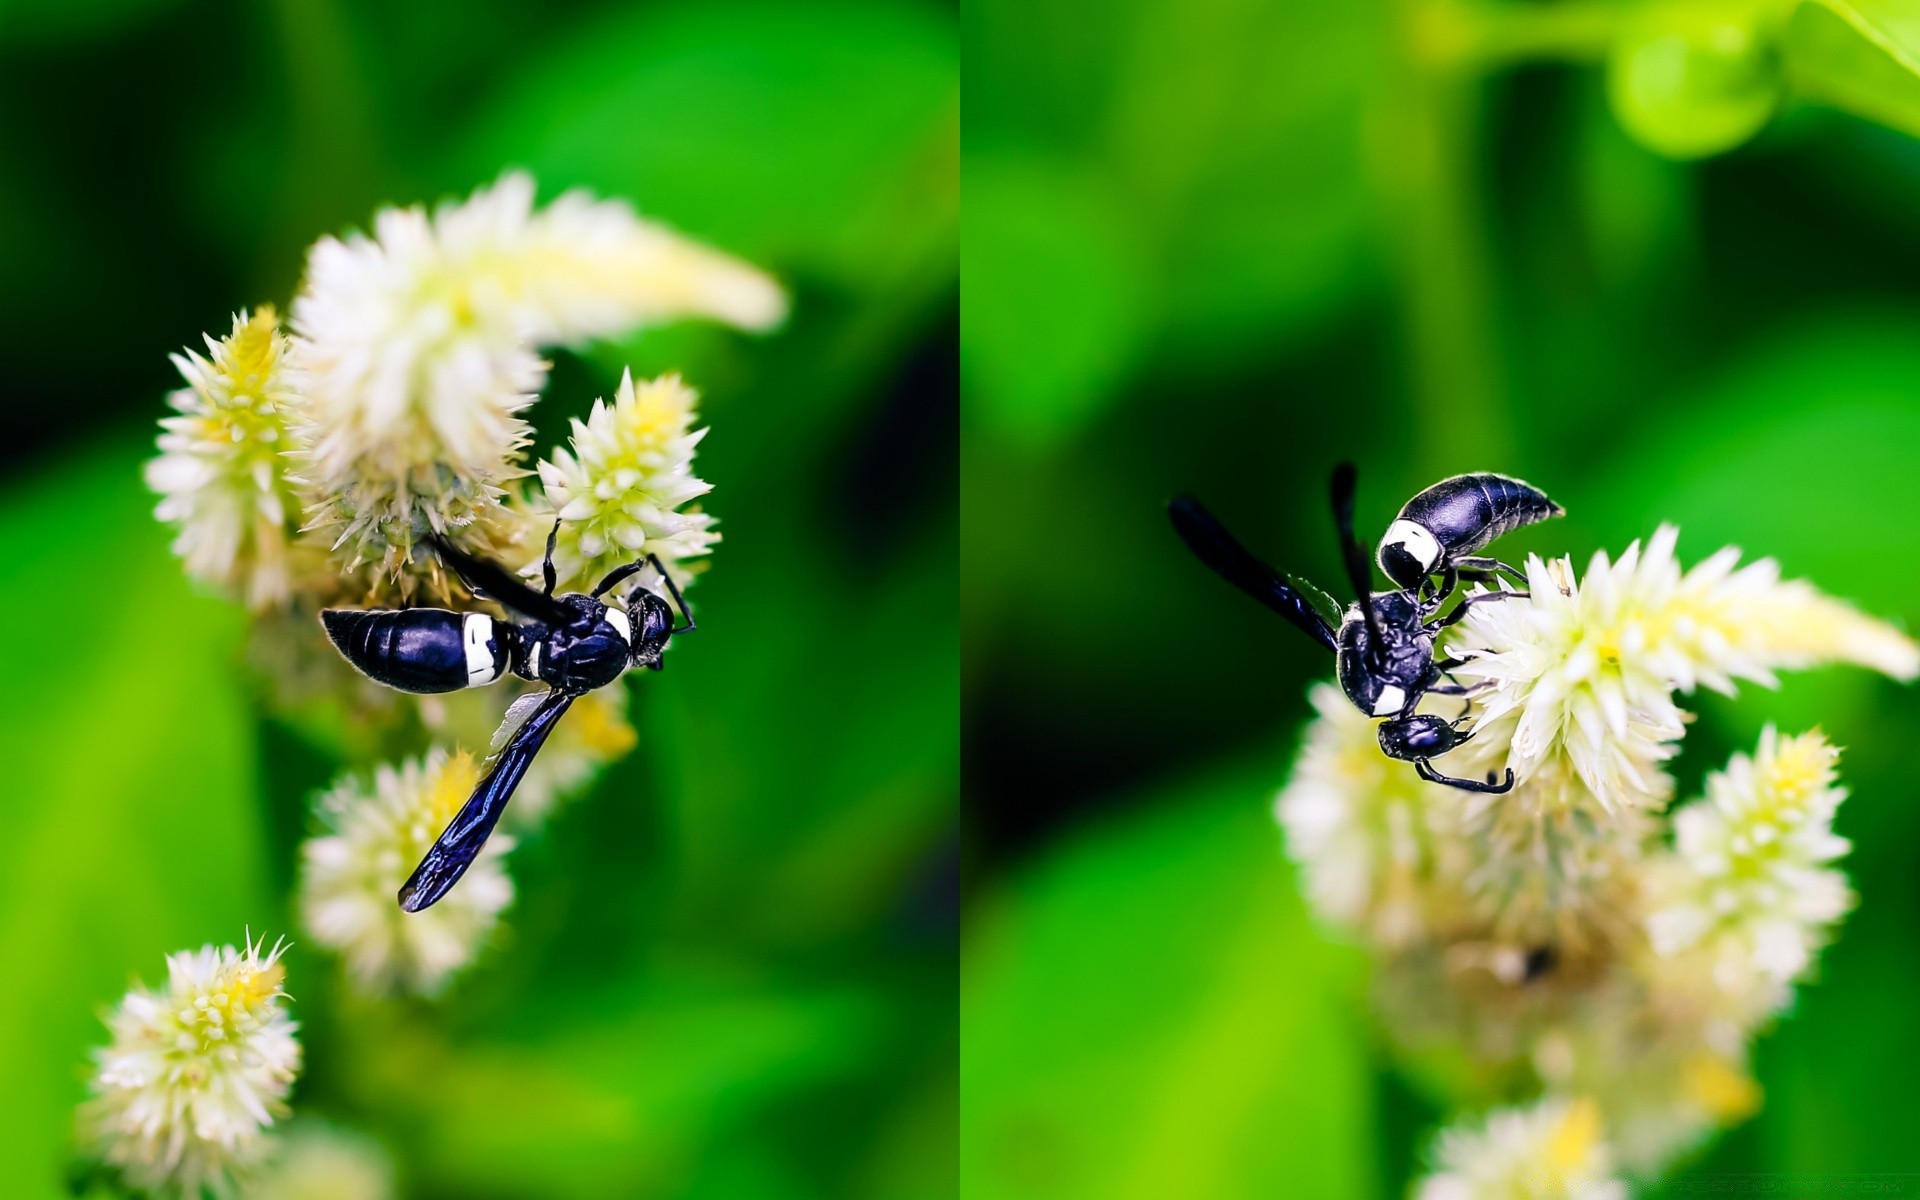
1448, 527, 1917, 811
1277, 683, 1461, 947
241, 1119, 394, 1200
533, 369, 717, 593
289, 172, 779, 590
299, 749, 512, 995
1417, 1097, 1626, 1200
84, 935, 300, 1198
1646, 728, 1853, 1011
146, 310, 305, 610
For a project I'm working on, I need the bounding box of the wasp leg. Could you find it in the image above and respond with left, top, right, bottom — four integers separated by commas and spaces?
1416, 759, 1516, 793
1454, 555, 1527, 586
649, 554, 698, 634
1420, 565, 1460, 616
542, 519, 560, 597
591, 559, 647, 599
1435, 589, 1527, 629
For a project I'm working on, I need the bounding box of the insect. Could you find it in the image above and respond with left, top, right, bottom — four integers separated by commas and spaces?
1375, 472, 1563, 600
321, 527, 694, 911
1168, 463, 1562, 794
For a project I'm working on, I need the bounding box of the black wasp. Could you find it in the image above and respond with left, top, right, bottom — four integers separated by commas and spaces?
1169, 465, 1562, 794
321, 526, 694, 911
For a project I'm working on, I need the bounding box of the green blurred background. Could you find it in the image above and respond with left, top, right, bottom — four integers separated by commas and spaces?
0, 1, 955, 1197
963, 0, 1920, 1196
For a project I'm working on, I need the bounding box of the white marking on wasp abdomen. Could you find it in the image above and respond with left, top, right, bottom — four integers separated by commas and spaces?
1383, 520, 1442, 571
1372, 684, 1407, 716
604, 606, 632, 644
462, 613, 503, 686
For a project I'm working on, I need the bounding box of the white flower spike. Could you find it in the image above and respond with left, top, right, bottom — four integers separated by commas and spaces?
83, 934, 300, 1198
146, 309, 305, 610
1447, 526, 1917, 811
299, 749, 513, 995
289, 172, 780, 593
534, 369, 718, 593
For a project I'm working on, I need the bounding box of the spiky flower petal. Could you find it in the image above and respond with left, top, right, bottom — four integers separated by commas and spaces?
533, 369, 717, 593
299, 749, 512, 995
146, 310, 305, 610
1448, 527, 1917, 811
1416, 1097, 1626, 1200
83, 935, 300, 1198
289, 173, 778, 595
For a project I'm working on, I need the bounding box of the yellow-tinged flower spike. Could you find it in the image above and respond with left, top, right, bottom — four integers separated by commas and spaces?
289, 172, 780, 596
146, 309, 307, 610
416, 685, 637, 829
1447, 526, 1918, 811
1646, 728, 1853, 1007
82, 934, 300, 1199
533, 370, 717, 593
1416, 1097, 1627, 1200
299, 749, 512, 995
241, 1119, 394, 1200
1277, 684, 1466, 948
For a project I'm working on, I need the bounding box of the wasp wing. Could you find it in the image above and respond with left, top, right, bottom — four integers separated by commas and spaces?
428, 535, 574, 627
398, 688, 575, 912
1287, 573, 1345, 631
1168, 495, 1337, 653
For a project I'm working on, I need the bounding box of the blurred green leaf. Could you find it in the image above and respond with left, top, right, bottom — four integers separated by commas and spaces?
1607, 0, 1784, 158
453, 0, 957, 292
961, 154, 1149, 449
1786, 0, 1920, 138
0, 441, 267, 1200
963, 763, 1375, 1200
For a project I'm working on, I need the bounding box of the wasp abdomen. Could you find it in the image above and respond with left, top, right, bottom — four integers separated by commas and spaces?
1400, 473, 1562, 557
320, 609, 511, 694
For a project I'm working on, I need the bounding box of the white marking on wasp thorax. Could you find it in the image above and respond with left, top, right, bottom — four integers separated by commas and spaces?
604, 606, 632, 644
527, 641, 543, 678
1383, 520, 1443, 571
462, 613, 503, 686
1372, 684, 1406, 716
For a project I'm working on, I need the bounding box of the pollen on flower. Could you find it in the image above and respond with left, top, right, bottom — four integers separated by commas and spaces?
287, 173, 777, 598
82, 934, 301, 1198
146, 308, 308, 610
299, 748, 512, 995
533, 369, 717, 593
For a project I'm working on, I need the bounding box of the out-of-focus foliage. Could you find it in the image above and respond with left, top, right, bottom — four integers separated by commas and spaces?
0, 2, 954, 1198
964, 0, 1920, 1196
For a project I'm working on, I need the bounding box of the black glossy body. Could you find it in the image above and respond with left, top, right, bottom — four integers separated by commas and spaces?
1334, 591, 1440, 716
1379, 472, 1563, 592
320, 534, 695, 911
321, 608, 510, 694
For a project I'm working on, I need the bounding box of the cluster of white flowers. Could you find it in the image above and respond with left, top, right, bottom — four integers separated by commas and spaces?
241, 1119, 394, 1200
83, 935, 300, 1197
1447, 527, 1916, 812
299, 749, 513, 996
1276, 524, 1914, 1186
150, 172, 773, 603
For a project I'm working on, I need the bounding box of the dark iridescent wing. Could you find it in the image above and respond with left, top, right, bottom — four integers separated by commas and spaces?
397, 688, 575, 912
427, 534, 573, 627
1168, 495, 1338, 653
1328, 462, 1383, 650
